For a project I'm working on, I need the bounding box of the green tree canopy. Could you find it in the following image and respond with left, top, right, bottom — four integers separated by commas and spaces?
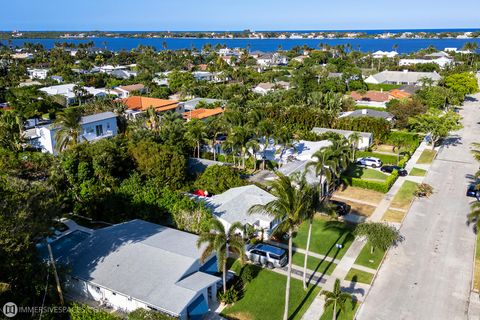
354, 222, 402, 253
409, 109, 462, 149
193, 165, 244, 195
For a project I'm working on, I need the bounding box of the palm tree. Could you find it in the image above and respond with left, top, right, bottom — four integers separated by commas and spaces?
468, 202, 480, 232
471, 143, 480, 162
184, 119, 208, 158
348, 133, 361, 160
230, 126, 251, 169
249, 173, 307, 320
246, 139, 260, 171
307, 147, 338, 199
54, 108, 82, 153
275, 126, 294, 166
321, 278, 353, 320
197, 219, 246, 295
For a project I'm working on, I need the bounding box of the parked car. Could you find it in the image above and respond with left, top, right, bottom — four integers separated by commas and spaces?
356, 157, 382, 168
467, 184, 480, 199
381, 165, 407, 176
329, 200, 351, 216
246, 243, 288, 268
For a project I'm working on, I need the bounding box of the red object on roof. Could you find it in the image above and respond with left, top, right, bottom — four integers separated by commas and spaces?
194, 189, 209, 197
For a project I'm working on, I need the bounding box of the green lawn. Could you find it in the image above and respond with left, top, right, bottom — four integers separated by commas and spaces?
222, 266, 321, 320
291, 218, 355, 259
345, 268, 374, 285
390, 180, 418, 210
343, 165, 388, 181
320, 300, 358, 320
409, 167, 427, 177
291, 252, 337, 276
416, 149, 437, 164
354, 244, 386, 270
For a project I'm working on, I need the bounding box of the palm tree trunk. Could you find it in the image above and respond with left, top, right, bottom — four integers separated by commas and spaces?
213, 142, 216, 161
242, 149, 246, 169
223, 259, 227, 294
303, 219, 313, 289
283, 230, 293, 320
197, 142, 201, 158
333, 301, 337, 320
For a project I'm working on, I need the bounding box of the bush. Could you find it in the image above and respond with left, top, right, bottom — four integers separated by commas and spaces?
194, 165, 244, 195
128, 308, 177, 320
343, 170, 398, 193
240, 264, 260, 284
218, 287, 239, 304
69, 303, 119, 320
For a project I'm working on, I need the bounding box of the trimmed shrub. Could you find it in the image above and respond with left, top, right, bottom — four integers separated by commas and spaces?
343, 170, 398, 193
218, 287, 239, 304
240, 264, 260, 284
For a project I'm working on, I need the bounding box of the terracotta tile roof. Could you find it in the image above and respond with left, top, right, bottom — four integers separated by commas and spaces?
117, 84, 145, 92
183, 107, 224, 120
122, 96, 178, 112
350, 91, 390, 103
389, 89, 412, 100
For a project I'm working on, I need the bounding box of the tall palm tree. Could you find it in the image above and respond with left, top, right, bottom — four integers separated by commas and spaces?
184, 119, 207, 158
468, 201, 480, 232
246, 139, 260, 171
321, 278, 353, 320
197, 219, 246, 294
348, 133, 361, 161
230, 126, 251, 169
307, 147, 338, 199
54, 108, 82, 153
249, 173, 307, 320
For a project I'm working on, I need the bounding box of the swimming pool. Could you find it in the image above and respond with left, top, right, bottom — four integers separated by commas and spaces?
37, 230, 90, 260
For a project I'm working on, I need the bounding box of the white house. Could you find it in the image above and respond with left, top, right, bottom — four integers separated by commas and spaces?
255, 53, 288, 67
192, 71, 222, 82
399, 57, 452, 68
27, 68, 49, 80
364, 70, 441, 85
40, 219, 220, 320
33, 111, 118, 154
109, 84, 146, 98
253, 81, 290, 95
200, 185, 280, 239
371, 51, 398, 59
39, 84, 108, 105
311, 127, 373, 150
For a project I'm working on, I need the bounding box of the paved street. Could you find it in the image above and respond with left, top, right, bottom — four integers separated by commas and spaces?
357, 94, 480, 320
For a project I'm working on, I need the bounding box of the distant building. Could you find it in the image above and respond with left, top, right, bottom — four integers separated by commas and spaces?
339, 108, 394, 122
364, 70, 441, 86
111, 69, 138, 79
371, 51, 398, 59
311, 127, 373, 150
180, 98, 225, 111
253, 81, 290, 95
399, 57, 452, 68
27, 68, 49, 80
350, 91, 391, 108
109, 84, 147, 98
192, 71, 222, 82
32, 111, 118, 154
39, 84, 108, 105
122, 96, 182, 118
39, 219, 220, 319
183, 107, 224, 121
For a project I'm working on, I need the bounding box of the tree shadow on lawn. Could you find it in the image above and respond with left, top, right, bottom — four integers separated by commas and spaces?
343, 165, 367, 179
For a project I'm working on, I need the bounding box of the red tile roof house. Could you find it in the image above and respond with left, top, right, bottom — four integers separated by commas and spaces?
350, 91, 391, 108
121, 96, 183, 118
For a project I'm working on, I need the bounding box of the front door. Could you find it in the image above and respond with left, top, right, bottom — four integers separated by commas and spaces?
95, 125, 103, 137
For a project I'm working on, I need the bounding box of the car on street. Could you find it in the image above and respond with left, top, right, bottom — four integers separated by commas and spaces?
356, 157, 382, 168
467, 184, 480, 199
329, 200, 351, 216
246, 243, 288, 268
381, 165, 408, 176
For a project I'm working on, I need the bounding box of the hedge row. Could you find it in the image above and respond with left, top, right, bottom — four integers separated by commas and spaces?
342, 170, 399, 193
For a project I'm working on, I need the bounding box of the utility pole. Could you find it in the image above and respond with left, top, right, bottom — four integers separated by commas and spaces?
47, 242, 64, 305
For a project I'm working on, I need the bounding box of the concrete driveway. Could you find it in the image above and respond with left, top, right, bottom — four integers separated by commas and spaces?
356, 94, 480, 320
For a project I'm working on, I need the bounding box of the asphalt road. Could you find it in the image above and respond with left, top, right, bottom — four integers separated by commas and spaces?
357, 94, 480, 320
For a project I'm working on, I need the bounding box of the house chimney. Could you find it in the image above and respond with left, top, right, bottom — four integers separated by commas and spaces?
362, 109, 367, 115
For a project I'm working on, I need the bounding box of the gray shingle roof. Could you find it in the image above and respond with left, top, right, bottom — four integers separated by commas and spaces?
367, 71, 441, 84
62, 220, 219, 315
203, 185, 277, 225
342, 109, 393, 121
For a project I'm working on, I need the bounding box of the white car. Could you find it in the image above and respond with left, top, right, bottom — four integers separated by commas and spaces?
356, 157, 382, 168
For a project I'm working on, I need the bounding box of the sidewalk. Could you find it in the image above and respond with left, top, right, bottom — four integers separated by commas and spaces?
301, 139, 431, 320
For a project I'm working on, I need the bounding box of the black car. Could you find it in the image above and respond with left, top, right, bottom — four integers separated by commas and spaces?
330, 200, 351, 216
467, 184, 480, 199
380, 165, 408, 176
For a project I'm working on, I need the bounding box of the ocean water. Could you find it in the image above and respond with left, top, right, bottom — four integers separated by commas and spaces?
3, 37, 480, 53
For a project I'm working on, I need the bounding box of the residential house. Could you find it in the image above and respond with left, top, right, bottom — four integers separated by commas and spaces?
192, 71, 222, 83
180, 98, 225, 111
199, 185, 279, 239
111, 69, 138, 79
187, 158, 228, 175
39, 84, 108, 105
27, 68, 49, 80
253, 81, 290, 95
32, 111, 118, 154
183, 107, 224, 121
399, 57, 452, 68
350, 91, 390, 108
11, 52, 34, 59
364, 70, 441, 85
311, 127, 373, 150
371, 51, 398, 59
255, 53, 288, 67
122, 96, 182, 118
339, 108, 394, 122
40, 219, 220, 319
109, 84, 147, 98
389, 89, 412, 100
292, 55, 309, 63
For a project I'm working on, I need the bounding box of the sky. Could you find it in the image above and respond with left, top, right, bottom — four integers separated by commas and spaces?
3, 0, 480, 31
